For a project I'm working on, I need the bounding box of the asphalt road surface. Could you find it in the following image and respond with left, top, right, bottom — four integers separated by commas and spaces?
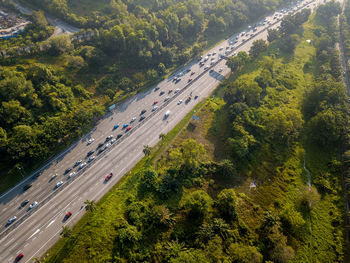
0, 0, 325, 261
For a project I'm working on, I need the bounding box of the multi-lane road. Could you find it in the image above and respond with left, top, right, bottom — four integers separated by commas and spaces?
0, 0, 323, 262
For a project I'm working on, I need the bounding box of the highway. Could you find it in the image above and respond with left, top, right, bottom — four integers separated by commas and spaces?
0, 0, 323, 262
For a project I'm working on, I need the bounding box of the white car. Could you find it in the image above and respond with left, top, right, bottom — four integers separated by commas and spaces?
110, 138, 116, 144
88, 156, 95, 163
79, 162, 87, 170
164, 96, 169, 102
219, 68, 223, 73
51, 173, 58, 180
56, 181, 63, 188
130, 117, 136, 123
105, 143, 111, 149
174, 89, 180, 94
68, 172, 76, 179
165, 110, 171, 117
7, 216, 17, 225
211, 61, 215, 65
204, 66, 209, 70
177, 100, 183, 105
152, 106, 158, 112
29, 201, 38, 210
87, 138, 94, 145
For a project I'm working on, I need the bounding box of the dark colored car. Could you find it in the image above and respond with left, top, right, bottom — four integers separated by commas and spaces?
64, 212, 72, 221
117, 134, 123, 139
209, 69, 214, 73
64, 168, 72, 175
105, 173, 113, 181
21, 200, 29, 207
98, 148, 104, 155
194, 95, 198, 100
23, 184, 32, 191
97, 142, 104, 148
113, 124, 119, 130
139, 116, 145, 122
140, 109, 147, 115
159, 91, 165, 96
154, 87, 160, 91
15, 253, 23, 262
87, 150, 94, 157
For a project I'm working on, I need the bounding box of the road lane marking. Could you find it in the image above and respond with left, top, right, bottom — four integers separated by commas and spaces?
26, 229, 40, 240
46, 220, 55, 228
3, 237, 14, 246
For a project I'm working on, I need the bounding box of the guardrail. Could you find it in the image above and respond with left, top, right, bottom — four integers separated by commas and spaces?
0, 0, 315, 240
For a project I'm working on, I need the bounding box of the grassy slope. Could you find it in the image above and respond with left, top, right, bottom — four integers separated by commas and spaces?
41, 13, 346, 263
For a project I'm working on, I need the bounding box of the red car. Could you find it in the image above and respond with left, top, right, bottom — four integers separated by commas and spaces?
153, 100, 158, 105
105, 173, 113, 181
64, 212, 72, 220
190, 71, 195, 75
188, 78, 193, 83
126, 126, 131, 131
15, 253, 23, 262
168, 89, 173, 93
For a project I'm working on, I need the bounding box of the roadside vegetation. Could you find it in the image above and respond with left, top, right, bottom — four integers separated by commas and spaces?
40, 3, 349, 262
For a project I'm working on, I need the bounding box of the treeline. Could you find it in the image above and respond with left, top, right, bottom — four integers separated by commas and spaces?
0, 64, 104, 168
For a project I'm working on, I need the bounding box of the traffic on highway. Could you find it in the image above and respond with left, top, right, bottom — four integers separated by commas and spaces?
0, 0, 324, 261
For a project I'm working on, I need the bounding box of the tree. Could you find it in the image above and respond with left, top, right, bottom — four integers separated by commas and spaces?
227, 243, 263, 263
216, 189, 238, 221
281, 34, 299, 53
215, 159, 236, 178
297, 185, 320, 213
182, 190, 212, 220
249, 39, 267, 58
138, 169, 159, 194
159, 133, 166, 143
226, 51, 249, 72
158, 63, 166, 75
143, 144, 152, 159
267, 28, 279, 42
84, 199, 96, 212
49, 35, 73, 55
169, 139, 206, 169
61, 226, 72, 237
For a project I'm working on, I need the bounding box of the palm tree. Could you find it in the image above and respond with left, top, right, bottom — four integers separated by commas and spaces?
159, 133, 166, 143
61, 226, 72, 237
84, 199, 96, 212
143, 145, 152, 159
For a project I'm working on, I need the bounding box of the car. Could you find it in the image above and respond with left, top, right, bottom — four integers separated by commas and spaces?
68, 172, 76, 179
211, 57, 215, 61
7, 216, 17, 225
50, 173, 58, 181
177, 100, 183, 105
98, 148, 104, 155
64, 212, 72, 221
15, 253, 23, 262
233, 52, 237, 56
74, 160, 82, 167
105, 135, 113, 141
105, 173, 113, 181
204, 66, 209, 70
113, 124, 119, 130
29, 201, 38, 210
88, 156, 95, 163
56, 181, 63, 188
23, 184, 32, 191
219, 47, 223, 51
212, 52, 216, 55
175, 78, 181, 83
123, 123, 129, 129
194, 95, 199, 100
152, 105, 158, 111
207, 53, 211, 56
188, 78, 193, 83
153, 100, 158, 105
219, 68, 223, 73
140, 109, 147, 115
185, 69, 191, 73
210, 69, 214, 73
79, 162, 87, 170
154, 87, 160, 91
139, 116, 145, 121
172, 77, 177, 82
87, 150, 94, 157
168, 89, 173, 93
164, 110, 171, 118
97, 142, 104, 148
210, 61, 215, 65
105, 143, 111, 149
199, 62, 204, 67
110, 138, 116, 144
231, 46, 234, 50
87, 138, 95, 145
130, 117, 136, 123
190, 71, 195, 76
126, 126, 131, 131
64, 168, 72, 174
117, 134, 123, 139
226, 46, 230, 50
179, 72, 184, 77
21, 200, 29, 207
185, 97, 191, 103
174, 88, 180, 94
164, 96, 169, 102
